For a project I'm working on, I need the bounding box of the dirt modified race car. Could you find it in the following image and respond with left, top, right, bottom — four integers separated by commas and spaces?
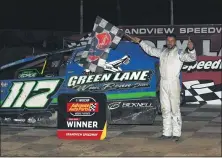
0, 38, 184, 125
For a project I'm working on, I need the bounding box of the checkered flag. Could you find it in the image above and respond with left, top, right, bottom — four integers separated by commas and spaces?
182, 80, 222, 105
63, 33, 91, 48
90, 103, 97, 112
74, 48, 112, 73
85, 16, 124, 50
76, 16, 124, 73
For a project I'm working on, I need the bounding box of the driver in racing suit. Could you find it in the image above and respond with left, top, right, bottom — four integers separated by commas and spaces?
131, 34, 197, 141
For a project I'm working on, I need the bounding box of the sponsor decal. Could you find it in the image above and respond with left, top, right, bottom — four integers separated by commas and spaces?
67, 70, 153, 92
108, 99, 155, 110
67, 97, 99, 117
17, 69, 39, 78
108, 102, 121, 110
107, 99, 157, 124
182, 59, 221, 72
57, 92, 107, 140
88, 55, 99, 62
122, 102, 153, 108
0, 82, 8, 88
95, 32, 112, 50
0, 79, 63, 110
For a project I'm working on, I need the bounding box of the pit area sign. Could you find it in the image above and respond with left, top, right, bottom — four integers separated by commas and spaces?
57, 92, 107, 140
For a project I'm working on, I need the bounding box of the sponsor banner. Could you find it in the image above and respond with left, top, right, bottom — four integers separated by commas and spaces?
107, 99, 156, 124
64, 25, 221, 57
121, 25, 222, 36
57, 92, 107, 140
67, 70, 153, 92
67, 25, 222, 56
120, 25, 222, 57
182, 56, 222, 105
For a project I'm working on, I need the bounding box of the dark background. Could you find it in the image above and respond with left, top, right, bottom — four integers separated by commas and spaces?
0, 0, 221, 59
0, 0, 221, 32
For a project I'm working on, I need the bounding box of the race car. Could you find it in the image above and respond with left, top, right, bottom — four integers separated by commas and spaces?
0, 39, 184, 125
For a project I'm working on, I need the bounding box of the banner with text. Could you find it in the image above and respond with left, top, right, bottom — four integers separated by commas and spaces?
57, 92, 107, 140
181, 56, 221, 105
120, 25, 221, 56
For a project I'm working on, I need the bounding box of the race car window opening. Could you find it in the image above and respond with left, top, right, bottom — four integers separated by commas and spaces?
14, 58, 48, 79
0, 57, 46, 80
43, 54, 71, 77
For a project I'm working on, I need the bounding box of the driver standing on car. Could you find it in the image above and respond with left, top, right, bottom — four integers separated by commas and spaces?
131, 34, 197, 141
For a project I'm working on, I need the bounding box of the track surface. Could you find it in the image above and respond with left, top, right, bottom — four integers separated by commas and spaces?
0, 104, 221, 156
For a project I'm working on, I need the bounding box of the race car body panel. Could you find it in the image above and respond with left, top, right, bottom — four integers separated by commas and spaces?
0, 41, 166, 124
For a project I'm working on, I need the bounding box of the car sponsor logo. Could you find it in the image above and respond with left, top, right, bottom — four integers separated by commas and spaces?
67, 70, 153, 92
108, 102, 121, 110
182, 59, 221, 72
18, 69, 39, 78
67, 97, 99, 117
57, 92, 107, 140
107, 100, 154, 110
95, 32, 112, 50
0, 82, 8, 88
122, 102, 153, 108
88, 55, 100, 62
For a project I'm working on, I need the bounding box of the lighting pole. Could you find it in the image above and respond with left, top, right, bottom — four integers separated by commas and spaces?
80, 0, 84, 34
117, 0, 122, 25
170, 0, 174, 25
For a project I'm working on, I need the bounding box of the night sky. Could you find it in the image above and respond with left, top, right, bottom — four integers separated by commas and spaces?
0, 0, 221, 32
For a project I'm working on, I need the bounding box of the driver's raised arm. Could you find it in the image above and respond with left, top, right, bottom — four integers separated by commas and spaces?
131, 37, 162, 58
139, 40, 162, 58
